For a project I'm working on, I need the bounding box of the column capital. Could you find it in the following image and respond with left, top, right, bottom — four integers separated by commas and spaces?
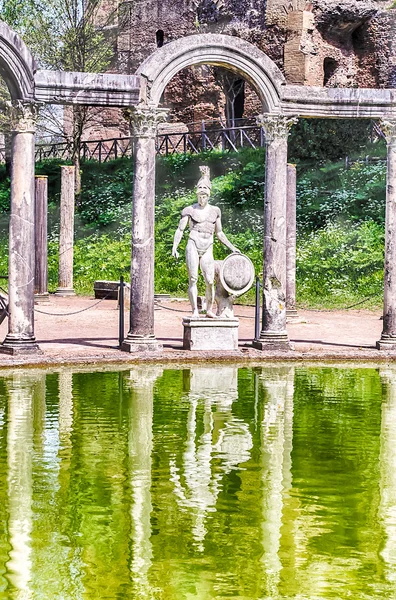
124, 106, 168, 138
11, 101, 40, 134
256, 114, 298, 143
380, 119, 396, 146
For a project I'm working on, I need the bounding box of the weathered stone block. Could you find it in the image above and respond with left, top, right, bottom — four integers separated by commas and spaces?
94, 280, 119, 299
183, 317, 239, 350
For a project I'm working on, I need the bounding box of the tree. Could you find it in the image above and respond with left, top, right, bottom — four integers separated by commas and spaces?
0, 0, 116, 195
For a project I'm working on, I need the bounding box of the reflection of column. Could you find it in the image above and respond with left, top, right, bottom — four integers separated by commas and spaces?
121, 107, 167, 353
1, 102, 41, 355
378, 368, 396, 582
253, 115, 297, 351
127, 367, 163, 596
55, 371, 84, 597
259, 366, 294, 598
377, 120, 396, 349
5, 373, 36, 598
59, 371, 74, 438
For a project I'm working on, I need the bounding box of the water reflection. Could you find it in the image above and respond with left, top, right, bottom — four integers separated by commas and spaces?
0, 365, 395, 598
126, 367, 163, 597
379, 368, 396, 584
259, 367, 294, 599
5, 373, 42, 599
170, 367, 253, 551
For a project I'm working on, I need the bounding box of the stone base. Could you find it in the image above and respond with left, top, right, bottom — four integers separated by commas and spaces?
54, 287, 75, 297
183, 317, 239, 351
0, 337, 42, 355
376, 336, 396, 351
286, 308, 298, 319
34, 292, 50, 304
253, 331, 293, 351
121, 335, 163, 353
94, 280, 119, 300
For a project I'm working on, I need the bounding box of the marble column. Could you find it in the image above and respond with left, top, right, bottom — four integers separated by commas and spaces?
121, 107, 167, 353
34, 175, 50, 303
0, 101, 41, 355
286, 164, 298, 319
55, 166, 76, 296
377, 120, 396, 350
253, 115, 297, 351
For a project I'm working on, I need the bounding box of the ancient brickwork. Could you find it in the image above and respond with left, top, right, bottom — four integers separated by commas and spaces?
90, 0, 396, 137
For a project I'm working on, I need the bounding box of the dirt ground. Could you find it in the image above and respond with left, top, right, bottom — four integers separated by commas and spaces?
0, 295, 393, 368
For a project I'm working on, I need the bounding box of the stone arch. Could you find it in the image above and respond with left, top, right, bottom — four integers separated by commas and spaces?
136, 33, 285, 113
0, 20, 35, 100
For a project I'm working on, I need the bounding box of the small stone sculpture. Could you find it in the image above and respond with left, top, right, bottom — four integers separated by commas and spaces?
172, 166, 240, 317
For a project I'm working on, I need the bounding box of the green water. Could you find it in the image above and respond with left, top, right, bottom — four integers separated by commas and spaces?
0, 365, 394, 599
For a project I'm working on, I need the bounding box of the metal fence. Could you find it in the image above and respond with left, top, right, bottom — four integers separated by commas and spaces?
0, 123, 266, 165
0, 119, 386, 164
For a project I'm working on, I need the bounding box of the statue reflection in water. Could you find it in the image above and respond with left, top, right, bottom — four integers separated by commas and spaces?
169, 367, 253, 551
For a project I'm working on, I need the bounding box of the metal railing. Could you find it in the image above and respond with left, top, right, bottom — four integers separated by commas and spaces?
0, 123, 266, 165
0, 119, 386, 165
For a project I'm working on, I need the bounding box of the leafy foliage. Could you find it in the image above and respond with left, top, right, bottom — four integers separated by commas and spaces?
297, 160, 386, 231
289, 119, 374, 162
297, 221, 384, 307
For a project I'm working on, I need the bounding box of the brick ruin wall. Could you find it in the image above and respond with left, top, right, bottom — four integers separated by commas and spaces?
86, 0, 396, 139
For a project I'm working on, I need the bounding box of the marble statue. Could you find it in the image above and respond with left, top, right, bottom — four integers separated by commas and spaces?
172, 166, 240, 318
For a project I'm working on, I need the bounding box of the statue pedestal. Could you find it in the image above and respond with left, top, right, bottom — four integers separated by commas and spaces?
183, 317, 239, 351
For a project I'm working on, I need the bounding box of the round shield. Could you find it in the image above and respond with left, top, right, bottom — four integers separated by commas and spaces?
219, 253, 255, 296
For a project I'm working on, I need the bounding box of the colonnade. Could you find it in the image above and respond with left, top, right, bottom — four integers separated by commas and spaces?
1, 104, 396, 354
118, 109, 300, 352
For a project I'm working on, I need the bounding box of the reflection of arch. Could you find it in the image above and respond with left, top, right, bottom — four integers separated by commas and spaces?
137, 33, 285, 113
0, 21, 35, 100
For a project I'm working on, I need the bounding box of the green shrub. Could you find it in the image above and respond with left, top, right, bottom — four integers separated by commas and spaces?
297, 161, 386, 231
297, 221, 384, 308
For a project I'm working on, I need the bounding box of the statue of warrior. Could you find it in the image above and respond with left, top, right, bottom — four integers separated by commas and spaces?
172, 166, 240, 317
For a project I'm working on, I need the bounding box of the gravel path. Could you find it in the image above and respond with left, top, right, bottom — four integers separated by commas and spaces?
0, 296, 393, 369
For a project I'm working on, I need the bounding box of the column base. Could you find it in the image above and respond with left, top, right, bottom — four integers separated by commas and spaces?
121, 335, 163, 353
286, 308, 298, 319
0, 335, 42, 355
376, 335, 396, 351
34, 292, 50, 304
253, 331, 294, 351
54, 287, 75, 296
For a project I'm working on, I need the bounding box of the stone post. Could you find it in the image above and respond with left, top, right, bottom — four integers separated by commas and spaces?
121, 106, 167, 353
34, 175, 49, 303
286, 163, 298, 319
55, 166, 76, 296
0, 101, 41, 355
253, 115, 297, 351
377, 120, 396, 350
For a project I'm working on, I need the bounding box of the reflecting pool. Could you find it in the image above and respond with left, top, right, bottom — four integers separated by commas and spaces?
0, 365, 395, 599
